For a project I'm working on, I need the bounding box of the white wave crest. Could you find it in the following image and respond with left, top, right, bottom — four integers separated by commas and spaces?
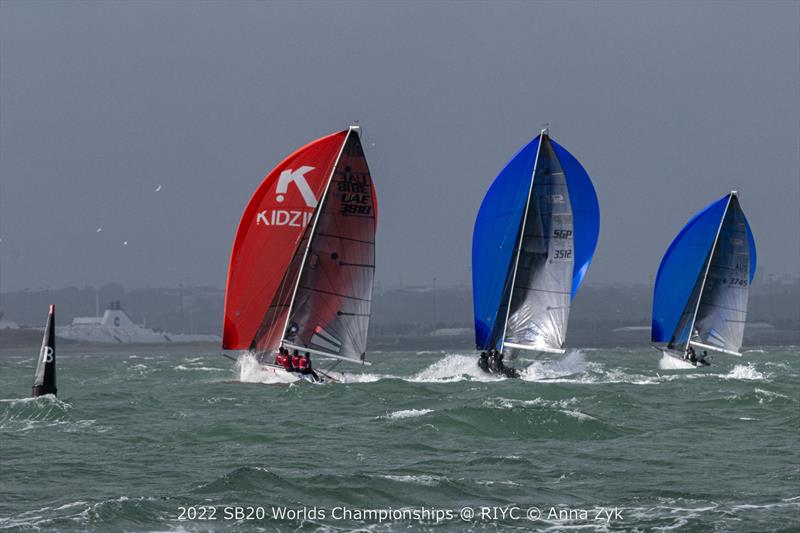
331, 372, 384, 383
754, 388, 789, 402
0, 395, 72, 409
658, 353, 698, 370
174, 364, 226, 372
382, 408, 434, 419
381, 474, 442, 486
235, 353, 300, 384
519, 350, 588, 381
482, 396, 596, 420
410, 354, 502, 383
725, 364, 766, 381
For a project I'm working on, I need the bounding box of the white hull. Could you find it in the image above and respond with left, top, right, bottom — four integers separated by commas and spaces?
658, 349, 703, 370
260, 364, 326, 384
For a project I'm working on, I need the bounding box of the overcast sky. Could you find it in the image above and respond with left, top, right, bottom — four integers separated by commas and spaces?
1, 1, 798, 292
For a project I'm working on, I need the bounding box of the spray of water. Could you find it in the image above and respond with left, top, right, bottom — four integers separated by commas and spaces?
235, 353, 299, 384
410, 353, 502, 383
519, 350, 588, 381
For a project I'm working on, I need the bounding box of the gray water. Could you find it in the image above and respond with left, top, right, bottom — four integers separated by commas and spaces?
1, 345, 798, 532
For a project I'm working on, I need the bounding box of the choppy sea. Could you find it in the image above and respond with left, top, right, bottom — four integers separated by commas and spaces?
1, 345, 798, 532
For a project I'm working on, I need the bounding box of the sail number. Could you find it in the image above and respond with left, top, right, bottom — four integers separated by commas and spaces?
554, 249, 572, 259
337, 181, 372, 215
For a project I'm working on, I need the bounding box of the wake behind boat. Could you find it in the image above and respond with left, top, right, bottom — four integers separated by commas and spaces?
471, 128, 599, 377
652, 191, 757, 369
222, 125, 378, 383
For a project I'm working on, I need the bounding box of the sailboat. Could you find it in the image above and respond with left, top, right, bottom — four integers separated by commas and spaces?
472, 128, 599, 370
223, 125, 377, 383
32, 305, 57, 397
652, 191, 756, 368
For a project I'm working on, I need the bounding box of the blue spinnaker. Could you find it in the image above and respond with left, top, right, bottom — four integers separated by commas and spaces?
651, 193, 757, 344
472, 134, 600, 350
472, 138, 539, 350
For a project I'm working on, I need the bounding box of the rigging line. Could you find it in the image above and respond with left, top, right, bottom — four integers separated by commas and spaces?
514, 286, 572, 295
299, 284, 371, 310
708, 264, 748, 273
340, 212, 376, 218
697, 302, 748, 313
339, 262, 375, 268
315, 232, 375, 245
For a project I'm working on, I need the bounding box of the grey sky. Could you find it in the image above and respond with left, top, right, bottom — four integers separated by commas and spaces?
1, 1, 798, 292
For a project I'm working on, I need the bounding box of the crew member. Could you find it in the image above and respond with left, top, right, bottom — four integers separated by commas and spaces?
299, 351, 321, 382
281, 348, 294, 372
291, 349, 301, 370
698, 350, 711, 366
477, 351, 489, 373
685, 346, 696, 361
274, 348, 283, 366
489, 349, 503, 374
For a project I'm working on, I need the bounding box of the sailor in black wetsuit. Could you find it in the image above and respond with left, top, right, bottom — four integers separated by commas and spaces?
477, 351, 489, 373
488, 349, 501, 374
698, 350, 711, 366
492, 350, 520, 378
684, 346, 696, 361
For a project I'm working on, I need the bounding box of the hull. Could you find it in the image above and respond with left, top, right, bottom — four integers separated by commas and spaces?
658, 348, 705, 370
260, 363, 326, 384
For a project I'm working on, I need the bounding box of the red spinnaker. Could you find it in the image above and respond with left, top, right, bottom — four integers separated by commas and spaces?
223, 131, 348, 350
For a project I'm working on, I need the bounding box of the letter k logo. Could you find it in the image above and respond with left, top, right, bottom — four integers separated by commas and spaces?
276, 166, 317, 208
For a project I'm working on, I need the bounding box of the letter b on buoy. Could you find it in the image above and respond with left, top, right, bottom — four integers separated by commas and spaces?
41, 346, 54, 363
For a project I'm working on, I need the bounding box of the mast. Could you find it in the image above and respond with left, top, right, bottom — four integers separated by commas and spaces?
683, 191, 735, 351
499, 128, 547, 353
279, 126, 356, 347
